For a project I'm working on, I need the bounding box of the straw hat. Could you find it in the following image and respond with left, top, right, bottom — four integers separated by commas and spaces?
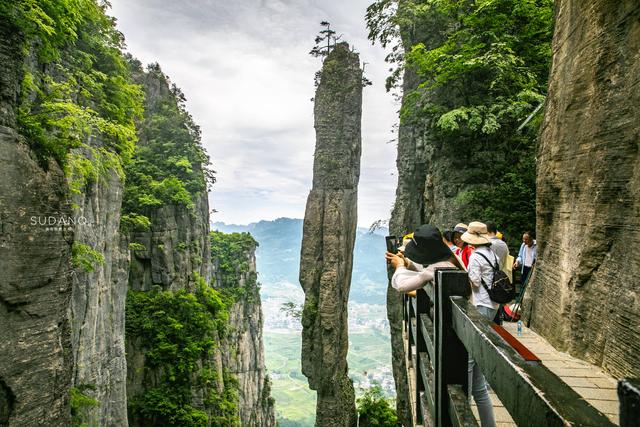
453, 223, 468, 234
461, 221, 491, 246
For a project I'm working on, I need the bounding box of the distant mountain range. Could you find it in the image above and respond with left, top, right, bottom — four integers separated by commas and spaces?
212, 218, 389, 305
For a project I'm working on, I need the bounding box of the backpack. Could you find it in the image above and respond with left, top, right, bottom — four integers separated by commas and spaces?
475, 251, 515, 304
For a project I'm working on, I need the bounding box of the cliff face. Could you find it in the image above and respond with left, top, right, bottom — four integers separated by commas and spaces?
299, 42, 362, 427
69, 149, 130, 427
523, 0, 640, 378
127, 69, 211, 293
0, 15, 130, 426
387, 7, 445, 425
128, 192, 210, 291
212, 235, 276, 427
0, 130, 73, 427
124, 67, 217, 426
1, 11, 275, 427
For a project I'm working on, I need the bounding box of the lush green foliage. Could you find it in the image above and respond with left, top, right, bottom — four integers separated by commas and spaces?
70, 385, 100, 427
71, 243, 105, 272
126, 277, 238, 427
357, 385, 398, 426
210, 231, 257, 288
367, 0, 553, 247
122, 62, 215, 224
2, 0, 144, 167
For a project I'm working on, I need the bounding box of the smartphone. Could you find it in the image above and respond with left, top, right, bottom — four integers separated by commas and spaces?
385, 236, 398, 254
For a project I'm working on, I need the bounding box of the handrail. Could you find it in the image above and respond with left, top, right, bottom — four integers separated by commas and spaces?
402, 269, 636, 427
451, 297, 613, 426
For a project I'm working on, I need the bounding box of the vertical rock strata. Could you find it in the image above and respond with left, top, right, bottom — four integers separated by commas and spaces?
69, 148, 131, 427
299, 42, 362, 427
0, 18, 128, 426
524, 0, 640, 378
214, 240, 276, 427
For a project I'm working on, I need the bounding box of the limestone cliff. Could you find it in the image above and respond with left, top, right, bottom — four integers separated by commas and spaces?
385, 7, 434, 425
125, 69, 275, 427
0, 12, 131, 426
126, 66, 211, 293
124, 66, 217, 426
523, 0, 640, 379
299, 42, 362, 427
211, 232, 276, 427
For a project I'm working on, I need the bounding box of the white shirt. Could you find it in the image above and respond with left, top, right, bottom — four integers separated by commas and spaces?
523, 244, 535, 267
467, 246, 499, 310
391, 260, 457, 293
490, 237, 509, 270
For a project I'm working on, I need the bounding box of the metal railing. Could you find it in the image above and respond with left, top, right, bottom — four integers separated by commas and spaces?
403, 269, 639, 427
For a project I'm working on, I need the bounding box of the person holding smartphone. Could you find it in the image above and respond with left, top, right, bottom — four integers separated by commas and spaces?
385, 224, 464, 293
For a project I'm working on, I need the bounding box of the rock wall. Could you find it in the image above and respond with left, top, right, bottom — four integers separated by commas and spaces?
127, 68, 211, 293
299, 42, 361, 427
0, 127, 73, 427
523, 0, 640, 378
214, 242, 276, 427
128, 192, 210, 292
124, 69, 214, 425
69, 147, 130, 427
0, 18, 129, 426
387, 5, 446, 424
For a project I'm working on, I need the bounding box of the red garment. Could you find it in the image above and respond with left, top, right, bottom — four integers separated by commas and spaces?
456, 244, 475, 268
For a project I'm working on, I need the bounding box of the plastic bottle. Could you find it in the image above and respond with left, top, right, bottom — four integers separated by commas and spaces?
516, 320, 523, 337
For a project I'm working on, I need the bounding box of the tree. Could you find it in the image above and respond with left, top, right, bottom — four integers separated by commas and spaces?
309, 21, 342, 58
366, 0, 554, 248
357, 385, 399, 426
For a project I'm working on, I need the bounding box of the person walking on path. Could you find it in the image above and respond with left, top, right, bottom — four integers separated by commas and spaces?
514, 231, 537, 285
462, 222, 498, 427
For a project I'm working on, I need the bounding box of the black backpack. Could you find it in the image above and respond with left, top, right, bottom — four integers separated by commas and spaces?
475, 251, 515, 304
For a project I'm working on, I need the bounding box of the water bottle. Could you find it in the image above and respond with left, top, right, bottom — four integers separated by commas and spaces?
516, 320, 523, 337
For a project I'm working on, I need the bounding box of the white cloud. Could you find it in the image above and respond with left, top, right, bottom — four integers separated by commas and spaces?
110, 0, 398, 226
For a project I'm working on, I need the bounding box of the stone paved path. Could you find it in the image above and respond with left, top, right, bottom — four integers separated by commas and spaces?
470, 322, 619, 426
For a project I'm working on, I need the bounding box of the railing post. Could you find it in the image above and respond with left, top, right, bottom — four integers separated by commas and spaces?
434, 270, 470, 427
414, 289, 429, 425
407, 295, 414, 365
618, 378, 640, 427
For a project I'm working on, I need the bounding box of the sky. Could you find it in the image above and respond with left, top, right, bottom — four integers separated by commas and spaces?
109, 0, 399, 227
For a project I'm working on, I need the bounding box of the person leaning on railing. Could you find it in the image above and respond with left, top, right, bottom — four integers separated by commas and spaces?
385, 224, 464, 294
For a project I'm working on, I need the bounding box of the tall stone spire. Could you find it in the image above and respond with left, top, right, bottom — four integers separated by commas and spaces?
299, 42, 362, 427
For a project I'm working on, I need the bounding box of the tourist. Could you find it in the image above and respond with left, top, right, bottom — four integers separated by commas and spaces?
461, 222, 498, 427
485, 221, 511, 325
453, 223, 474, 267
442, 229, 456, 251
485, 221, 508, 269
385, 225, 464, 293
514, 231, 537, 284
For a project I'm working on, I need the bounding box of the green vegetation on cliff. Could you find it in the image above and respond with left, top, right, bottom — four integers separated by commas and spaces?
357, 385, 398, 427
210, 231, 258, 288
125, 277, 239, 427
367, 0, 553, 245
122, 62, 215, 227
1, 0, 143, 167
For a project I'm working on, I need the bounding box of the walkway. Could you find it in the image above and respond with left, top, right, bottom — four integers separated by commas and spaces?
470, 322, 619, 426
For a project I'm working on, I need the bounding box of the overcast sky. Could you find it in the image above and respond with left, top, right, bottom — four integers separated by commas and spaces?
109, 0, 398, 227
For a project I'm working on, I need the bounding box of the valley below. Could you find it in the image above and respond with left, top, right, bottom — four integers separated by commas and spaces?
213, 218, 394, 426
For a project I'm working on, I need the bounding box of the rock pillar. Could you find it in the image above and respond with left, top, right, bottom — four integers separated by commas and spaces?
299, 42, 362, 427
